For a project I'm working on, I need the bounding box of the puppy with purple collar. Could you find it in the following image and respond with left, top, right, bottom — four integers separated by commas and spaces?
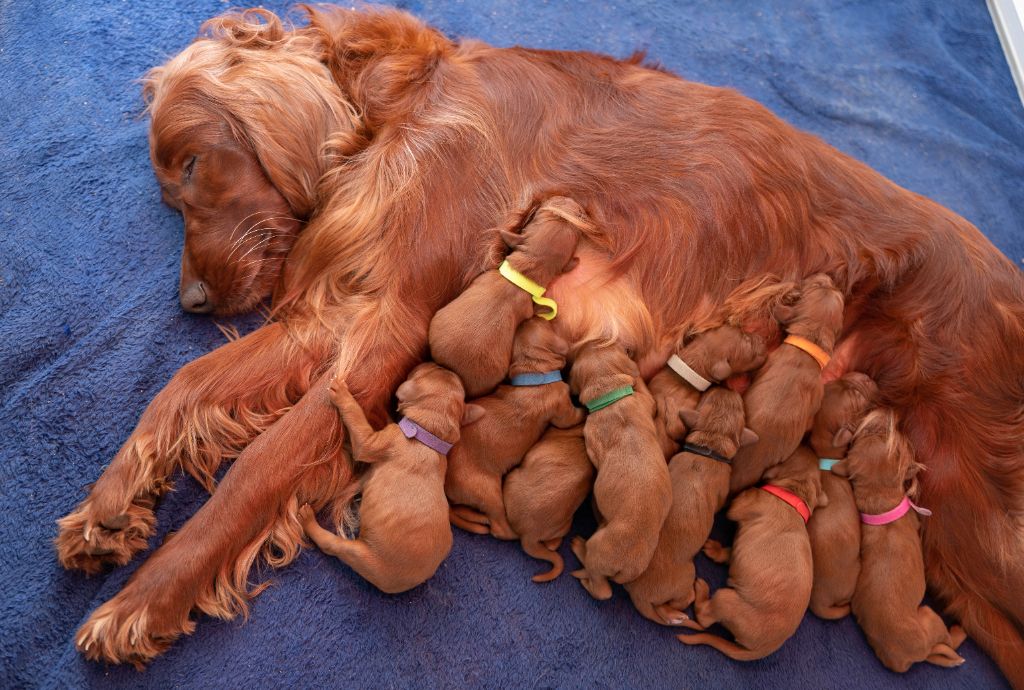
299, 363, 479, 593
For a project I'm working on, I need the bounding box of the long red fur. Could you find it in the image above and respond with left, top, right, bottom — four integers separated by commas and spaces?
56, 6, 1024, 683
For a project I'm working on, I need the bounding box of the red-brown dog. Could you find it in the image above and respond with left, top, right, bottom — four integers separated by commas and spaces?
679, 445, 824, 659
446, 318, 584, 539
568, 341, 672, 600
626, 387, 758, 625
297, 363, 471, 593
730, 274, 845, 493
503, 424, 593, 582
429, 196, 591, 398
650, 325, 766, 457
807, 371, 878, 619
831, 410, 967, 672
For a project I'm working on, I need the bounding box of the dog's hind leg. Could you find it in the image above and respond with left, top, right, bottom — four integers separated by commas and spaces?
56, 321, 325, 574
702, 539, 731, 564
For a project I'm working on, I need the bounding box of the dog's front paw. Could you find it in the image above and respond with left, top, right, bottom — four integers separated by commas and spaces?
76, 583, 194, 669
55, 497, 157, 574
298, 503, 319, 533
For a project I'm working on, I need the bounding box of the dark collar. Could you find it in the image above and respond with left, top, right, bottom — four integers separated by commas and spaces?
682, 442, 731, 464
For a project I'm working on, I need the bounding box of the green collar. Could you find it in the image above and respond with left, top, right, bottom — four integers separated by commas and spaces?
584, 385, 635, 412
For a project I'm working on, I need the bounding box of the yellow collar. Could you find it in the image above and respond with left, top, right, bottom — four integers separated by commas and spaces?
498, 259, 557, 320
783, 335, 830, 369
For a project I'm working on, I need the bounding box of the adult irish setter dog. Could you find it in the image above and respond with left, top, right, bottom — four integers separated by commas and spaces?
55, 5, 1024, 683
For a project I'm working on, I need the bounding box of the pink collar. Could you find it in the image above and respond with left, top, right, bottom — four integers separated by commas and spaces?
860, 496, 932, 525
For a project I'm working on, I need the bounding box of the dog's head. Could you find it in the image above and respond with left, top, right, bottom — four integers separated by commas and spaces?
143, 9, 357, 315
677, 325, 767, 382
810, 372, 879, 458
831, 407, 921, 498
510, 318, 570, 374
773, 273, 845, 348
500, 196, 595, 279
396, 363, 481, 440
678, 387, 758, 458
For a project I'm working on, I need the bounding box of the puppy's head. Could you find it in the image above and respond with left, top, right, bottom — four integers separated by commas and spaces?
678, 387, 758, 458
501, 196, 594, 277
510, 318, 570, 373
763, 447, 827, 512
677, 325, 767, 382
810, 372, 879, 458
831, 408, 920, 497
568, 341, 637, 400
396, 363, 479, 439
773, 273, 845, 348
143, 9, 357, 315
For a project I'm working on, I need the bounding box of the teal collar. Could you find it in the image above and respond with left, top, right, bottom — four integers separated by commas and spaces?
819, 458, 840, 472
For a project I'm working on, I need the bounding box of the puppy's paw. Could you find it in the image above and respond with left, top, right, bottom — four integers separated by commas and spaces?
569, 535, 587, 562
298, 503, 318, 532
328, 378, 351, 408
55, 497, 157, 575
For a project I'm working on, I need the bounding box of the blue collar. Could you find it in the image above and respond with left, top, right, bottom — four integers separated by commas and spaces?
509, 370, 562, 386
819, 458, 840, 471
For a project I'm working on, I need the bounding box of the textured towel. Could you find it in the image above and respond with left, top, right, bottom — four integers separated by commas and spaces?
1, 1, 1020, 687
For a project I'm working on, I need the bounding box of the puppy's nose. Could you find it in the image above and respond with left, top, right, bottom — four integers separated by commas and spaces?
180, 281, 213, 313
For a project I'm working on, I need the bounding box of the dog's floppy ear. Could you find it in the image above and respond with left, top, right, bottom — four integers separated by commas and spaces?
739, 427, 759, 447
710, 360, 732, 382
500, 229, 525, 249
678, 408, 701, 430
395, 379, 418, 402
829, 459, 851, 478
461, 404, 486, 426
831, 426, 854, 449
562, 255, 580, 273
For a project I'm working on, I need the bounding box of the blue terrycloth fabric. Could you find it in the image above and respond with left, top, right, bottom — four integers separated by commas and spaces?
1, 1, 1021, 687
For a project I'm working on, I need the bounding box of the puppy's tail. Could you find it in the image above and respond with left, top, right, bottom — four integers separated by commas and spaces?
677, 632, 768, 661
521, 538, 563, 583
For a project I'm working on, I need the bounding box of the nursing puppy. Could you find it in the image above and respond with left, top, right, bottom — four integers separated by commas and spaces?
650, 325, 766, 457
730, 274, 845, 492
298, 363, 472, 593
569, 341, 672, 600
503, 424, 593, 582
679, 446, 824, 659
807, 372, 878, 619
831, 411, 967, 672
429, 196, 591, 398
446, 318, 584, 539
626, 387, 758, 625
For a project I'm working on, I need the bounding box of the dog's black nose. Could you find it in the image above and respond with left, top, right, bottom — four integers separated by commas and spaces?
180, 281, 213, 313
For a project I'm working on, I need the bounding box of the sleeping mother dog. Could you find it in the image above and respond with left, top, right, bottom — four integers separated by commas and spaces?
54, 5, 1024, 683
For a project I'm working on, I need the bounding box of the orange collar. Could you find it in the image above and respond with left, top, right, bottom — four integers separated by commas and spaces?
783, 335, 830, 369
761, 484, 811, 524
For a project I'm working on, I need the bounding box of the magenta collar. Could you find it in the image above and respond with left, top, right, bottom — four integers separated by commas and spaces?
860, 496, 932, 525
398, 417, 454, 455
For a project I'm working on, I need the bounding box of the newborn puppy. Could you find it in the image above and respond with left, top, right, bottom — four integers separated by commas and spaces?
650, 325, 766, 457
568, 341, 672, 600
626, 387, 758, 625
298, 363, 471, 594
832, 410, 967, 672
446, 318, 584, 539
807, 372, 878, 620
503, 424, 593, 582
429, 196, 590, 398
678, 445, 824, 659
730, 274, 845, 493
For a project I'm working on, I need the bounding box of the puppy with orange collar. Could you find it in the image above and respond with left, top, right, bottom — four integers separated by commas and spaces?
730, 274, 845, 493
678, 445, 825, 659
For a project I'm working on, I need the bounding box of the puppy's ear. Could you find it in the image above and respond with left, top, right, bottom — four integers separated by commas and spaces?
678, 408, 701, 430
562, 255, 580, 273
772, 301, 797, 325
816, 488, 830, 509
829, 459, 851, 478
710, 360, 732, 382
831, 426, 854, 449
461, 404, 486, 426
500, 229, 525, 249
739, 427, 759, 447
395, 379, 418, 402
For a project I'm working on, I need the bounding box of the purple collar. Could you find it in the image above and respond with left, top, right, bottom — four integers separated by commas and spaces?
398, 416, 454, 455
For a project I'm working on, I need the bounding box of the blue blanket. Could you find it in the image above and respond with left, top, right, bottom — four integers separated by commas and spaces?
1, 1, 1021, 687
